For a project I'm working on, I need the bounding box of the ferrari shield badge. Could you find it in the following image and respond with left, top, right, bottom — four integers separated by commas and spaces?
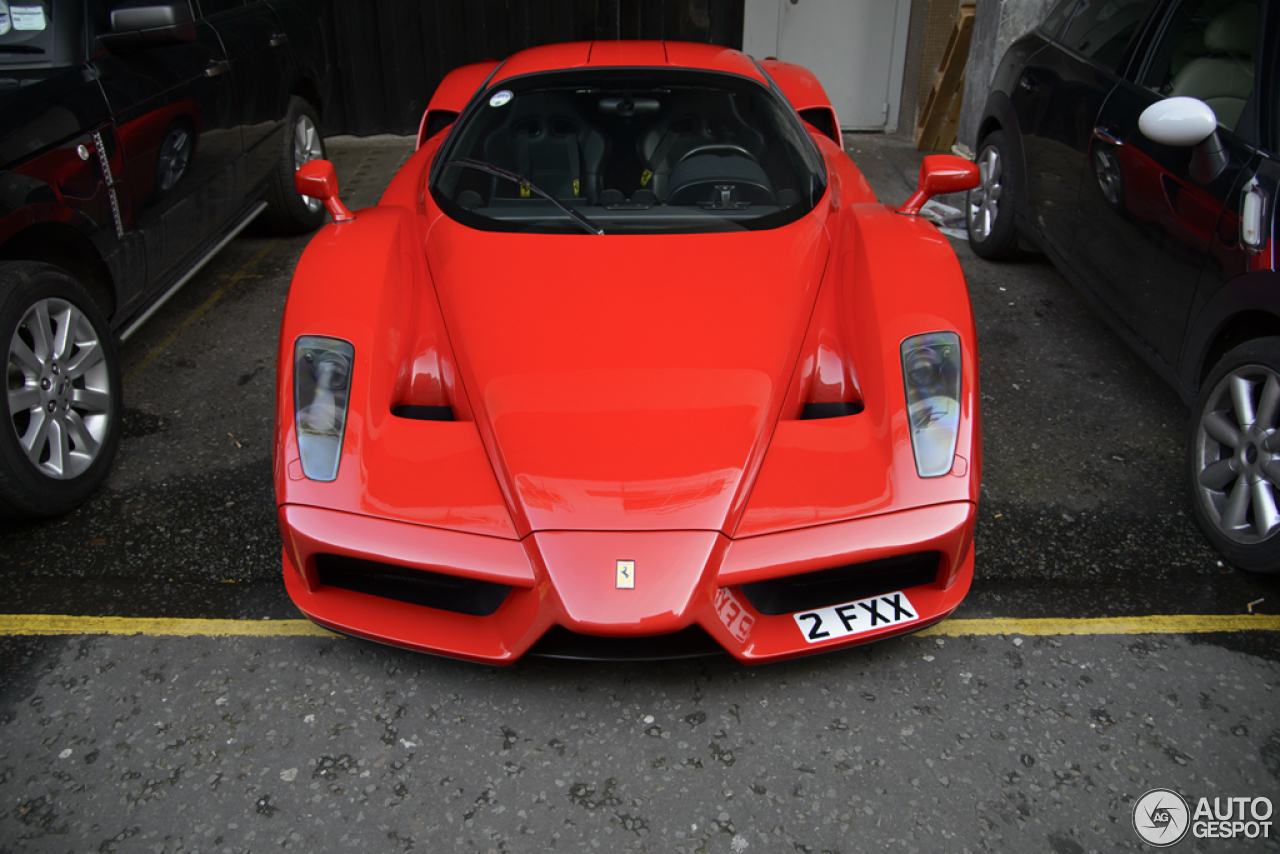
616, 560, 635, 589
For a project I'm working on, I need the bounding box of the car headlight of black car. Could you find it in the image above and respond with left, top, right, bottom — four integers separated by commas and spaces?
901, 332, 961, 478
294, 336, 354, 482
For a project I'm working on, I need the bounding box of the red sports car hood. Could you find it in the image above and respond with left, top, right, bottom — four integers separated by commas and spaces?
427, 215, 830, 533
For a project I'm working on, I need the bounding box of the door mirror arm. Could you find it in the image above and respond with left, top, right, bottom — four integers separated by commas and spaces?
1189, 130, 1229, 184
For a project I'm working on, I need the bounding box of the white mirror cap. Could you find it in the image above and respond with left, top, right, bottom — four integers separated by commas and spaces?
1139, 97, 1218, 146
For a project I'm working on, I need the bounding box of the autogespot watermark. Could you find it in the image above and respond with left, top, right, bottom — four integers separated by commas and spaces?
1132, 788, 1274, 846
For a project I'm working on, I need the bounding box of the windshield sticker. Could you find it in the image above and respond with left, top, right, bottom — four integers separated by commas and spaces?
489, 90, 513, 108
0, 2, 9, 37
11, 4, 44, 31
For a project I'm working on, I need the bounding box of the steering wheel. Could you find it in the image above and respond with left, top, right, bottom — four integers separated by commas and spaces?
675, 144, 759, 164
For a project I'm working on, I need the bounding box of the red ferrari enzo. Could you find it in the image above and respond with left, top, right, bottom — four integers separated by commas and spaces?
274, 41, 982, 664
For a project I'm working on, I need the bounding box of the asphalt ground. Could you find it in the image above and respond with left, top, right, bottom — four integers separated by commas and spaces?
1, 132, 1277, 853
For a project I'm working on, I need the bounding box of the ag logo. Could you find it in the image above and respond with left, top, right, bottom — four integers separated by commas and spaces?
1133, 788, 1190, 847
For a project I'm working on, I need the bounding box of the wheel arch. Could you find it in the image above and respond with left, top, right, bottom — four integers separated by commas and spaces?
0, 220, 115, 320
1181, 270, 1280, 400
974, 91, 1028, 215
292, 77, 323, 119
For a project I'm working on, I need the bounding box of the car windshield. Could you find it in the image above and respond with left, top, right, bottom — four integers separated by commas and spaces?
431, 69, 827, 234
0, 1, 53, 66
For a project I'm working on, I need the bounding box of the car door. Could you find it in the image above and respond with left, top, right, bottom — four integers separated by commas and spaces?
88, 0, 242, 305
1013, 0, 1160, 259
196, 0, 289, 188
1072, 0, 1264, 371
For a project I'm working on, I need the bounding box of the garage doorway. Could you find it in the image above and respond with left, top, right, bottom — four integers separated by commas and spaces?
744, 0, 912, 131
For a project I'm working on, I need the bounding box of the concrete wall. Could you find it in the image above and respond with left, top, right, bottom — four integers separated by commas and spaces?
957, 0, 1058, 148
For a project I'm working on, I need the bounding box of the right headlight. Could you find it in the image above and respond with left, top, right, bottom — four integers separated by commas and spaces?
293, 335, 354, 482
901, 331, 961, 478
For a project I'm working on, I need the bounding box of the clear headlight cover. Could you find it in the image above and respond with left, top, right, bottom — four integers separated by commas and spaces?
294, 336, 354, 482
901, 332, 961, 478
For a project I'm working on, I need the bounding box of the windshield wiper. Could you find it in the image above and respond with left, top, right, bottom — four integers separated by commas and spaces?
0, 45, 45, 54
445, 157, 604, 236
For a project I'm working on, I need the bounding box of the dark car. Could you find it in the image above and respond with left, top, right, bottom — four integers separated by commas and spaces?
967, 0, 1280, 572
0, 0, 332, 517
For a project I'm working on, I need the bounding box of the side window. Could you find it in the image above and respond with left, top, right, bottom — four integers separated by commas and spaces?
196, 0, 245, 15
1040, 0, 1081, 39
1140, 0, 1259, 131
1061, 0, 1160, 73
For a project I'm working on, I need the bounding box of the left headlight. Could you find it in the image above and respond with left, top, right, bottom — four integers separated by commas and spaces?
294, 335, 354, 482
901, 331, 961, 478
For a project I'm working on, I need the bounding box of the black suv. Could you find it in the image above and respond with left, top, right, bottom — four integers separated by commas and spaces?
968, 0, 1280, 572
0, 0, 331, 517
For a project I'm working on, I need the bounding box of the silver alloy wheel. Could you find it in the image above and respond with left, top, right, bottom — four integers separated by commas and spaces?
293, 113, 324, 212
1192, 365, 1280, 544
6, 297, 111, 480
967, 143, 1002, 241
156, 125, 191, 191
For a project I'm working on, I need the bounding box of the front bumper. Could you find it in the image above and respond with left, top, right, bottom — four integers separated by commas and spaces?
279, 501, 976, 665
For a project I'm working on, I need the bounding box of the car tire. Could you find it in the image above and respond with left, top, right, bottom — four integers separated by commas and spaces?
965, 130, 1019, 260
0, 262, 122, 518
1188, 337, 1280, 573
261, 96, 326, 234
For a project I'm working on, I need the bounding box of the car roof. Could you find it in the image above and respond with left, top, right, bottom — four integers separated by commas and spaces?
488, 40, 769, 86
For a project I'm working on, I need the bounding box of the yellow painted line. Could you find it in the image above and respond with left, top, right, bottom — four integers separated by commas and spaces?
0, 614, 1277, 639
918, 615, 1280, 636
0, 615, 333, 637
123, 240, 279, 386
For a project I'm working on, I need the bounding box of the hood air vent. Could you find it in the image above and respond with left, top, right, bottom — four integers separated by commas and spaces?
392, 405, 455, 421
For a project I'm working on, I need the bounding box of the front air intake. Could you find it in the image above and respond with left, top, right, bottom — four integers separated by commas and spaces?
527, 625, 723, 660
739, 552, 941, 616
315, 554, 511, 616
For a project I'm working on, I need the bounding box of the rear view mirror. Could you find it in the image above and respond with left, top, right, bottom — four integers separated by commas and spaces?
296, 160, 356, 223
598, 96, 661, 117
897, 155, 980, 216
100, 2, 196, 50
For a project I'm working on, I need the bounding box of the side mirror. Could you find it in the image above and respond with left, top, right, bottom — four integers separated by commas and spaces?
296, 160, 356, 223
1139, 97, 1216, 146
100, 2, 197, 49
1139, 97, 1227, 183
897, 155, 981, 216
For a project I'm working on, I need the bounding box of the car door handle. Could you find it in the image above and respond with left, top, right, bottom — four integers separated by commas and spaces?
269, 33, 288, 48
205, 60, 230, 78
1093, 126, 1125, 146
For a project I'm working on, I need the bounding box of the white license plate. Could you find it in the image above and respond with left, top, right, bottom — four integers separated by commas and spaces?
793, 591, 919, 643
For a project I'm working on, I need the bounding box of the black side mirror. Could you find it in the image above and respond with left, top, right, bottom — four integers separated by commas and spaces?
99, 2, 196, 50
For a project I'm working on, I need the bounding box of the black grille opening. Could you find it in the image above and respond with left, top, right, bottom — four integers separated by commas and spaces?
527, 625, 724, 661
801, 401, 864, 420
739, 552, 941, 616
798, 107, 840, 145
392, 404, 455, 421
424, 109, 458, 140
315, 554, 511, 616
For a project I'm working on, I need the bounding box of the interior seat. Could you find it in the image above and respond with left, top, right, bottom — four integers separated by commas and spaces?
1168, 1, 1258, 129
636, 93, 766, 200
482, 96, 608, 203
